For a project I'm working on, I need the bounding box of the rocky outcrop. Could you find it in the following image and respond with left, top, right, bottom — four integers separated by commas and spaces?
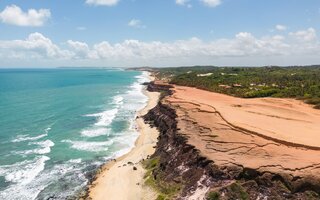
143, 82, 320, 200
146, 81, 174, 100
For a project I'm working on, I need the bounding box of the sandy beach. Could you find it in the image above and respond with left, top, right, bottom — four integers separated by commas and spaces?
89, 86, 160, 200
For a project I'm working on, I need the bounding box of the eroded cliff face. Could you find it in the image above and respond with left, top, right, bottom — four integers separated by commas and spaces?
143, 81, 320, 200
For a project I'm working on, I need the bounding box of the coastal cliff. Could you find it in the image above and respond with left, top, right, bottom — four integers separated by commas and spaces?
143, 81, 320, 200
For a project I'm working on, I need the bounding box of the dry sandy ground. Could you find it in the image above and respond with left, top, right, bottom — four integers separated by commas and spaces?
89, 90, 160, 200
166, 85, 320, 178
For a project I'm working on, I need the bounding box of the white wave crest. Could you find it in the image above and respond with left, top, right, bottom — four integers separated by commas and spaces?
85, 108, 118, 127
62, 139, 113, 152
122, 72, 150, 112
12, 140, 55, 156
0, 156, 87, 200
12, 134, 47, 143
113, 95, 124, 105
68, 159, 82, 164
29, 140, 55, 154
81, 128, 110, 137
135, 71, 151, 83
0, 156, 50, 184
45, 127, 51, 134
11, 126, 51, 143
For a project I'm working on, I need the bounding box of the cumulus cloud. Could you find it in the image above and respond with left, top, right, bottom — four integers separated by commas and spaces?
0, 28, 319, 67
0, 32, 71, 59
200, 0, 222, 7
0, 5, 51, 26
276, 24, 287, 31
85, 0, 120, 6
289, 28, 317, 42
67, 40, 91, 59
128, 19, 146, 29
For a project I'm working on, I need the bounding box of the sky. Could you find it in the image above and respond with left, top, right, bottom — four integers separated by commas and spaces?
0, 0, 320, 68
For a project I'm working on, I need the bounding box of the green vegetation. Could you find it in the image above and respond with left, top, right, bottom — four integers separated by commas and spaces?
207, 191, 220, 200
155, 65, 320, 109
228, 183, 249, 200
142, 157, 182, 200
305, 190, 320, 199
205, 182, 249, 200
155, 194, 166, 200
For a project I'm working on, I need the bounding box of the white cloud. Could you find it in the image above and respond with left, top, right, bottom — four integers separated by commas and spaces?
289, 28, 317, 42
67, 40, 98, 59
85, 0, 120, 6
0, 28, 320, 67
276, 24, 287, 31
0, 32, 71, 59
128, 19, 146, 29
0, 5, 50, 27
176, 0, 192, 8
67, 40, 91, 59
200, 0, 222, 7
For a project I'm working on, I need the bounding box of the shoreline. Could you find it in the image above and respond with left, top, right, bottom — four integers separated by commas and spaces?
88, 77, 320, 199
88, 74, 160, 200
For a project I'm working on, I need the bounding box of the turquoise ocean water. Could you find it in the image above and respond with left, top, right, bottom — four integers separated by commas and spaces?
0, 68, 149, 199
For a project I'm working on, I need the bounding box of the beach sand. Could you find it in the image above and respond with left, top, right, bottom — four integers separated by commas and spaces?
89, 89, 160, 200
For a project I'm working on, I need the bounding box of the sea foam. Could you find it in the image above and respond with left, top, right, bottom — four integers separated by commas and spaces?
62, 140, 113, 152
80, 128, 110, 137
85, 108, 118, 127
11, 134, 47, 143
29, 140, 55, 155
0, 156, 50, 184
11, 127, 51, 143
0, 156, 87, 200
113, 95, 124, 105
11, 139, 55, 156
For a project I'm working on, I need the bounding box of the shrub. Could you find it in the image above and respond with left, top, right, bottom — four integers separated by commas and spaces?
207, 191, 220, 200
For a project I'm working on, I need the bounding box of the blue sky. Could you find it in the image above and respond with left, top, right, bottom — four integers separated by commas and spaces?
0, 0, 320, 67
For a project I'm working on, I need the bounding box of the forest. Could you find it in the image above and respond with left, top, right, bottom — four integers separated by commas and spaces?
154, 65, 320, 109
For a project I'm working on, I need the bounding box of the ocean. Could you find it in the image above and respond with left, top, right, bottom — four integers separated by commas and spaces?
0, 68, 149, 199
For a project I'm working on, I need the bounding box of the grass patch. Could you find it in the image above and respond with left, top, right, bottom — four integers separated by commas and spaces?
144, 157, 160, 170
207, 191, 220, 200
228, 182, 249, 200
142, 157, 182, 200
156, 194, 166, 200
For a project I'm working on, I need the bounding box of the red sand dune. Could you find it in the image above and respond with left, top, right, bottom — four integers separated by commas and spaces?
166, 85, 320, 178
